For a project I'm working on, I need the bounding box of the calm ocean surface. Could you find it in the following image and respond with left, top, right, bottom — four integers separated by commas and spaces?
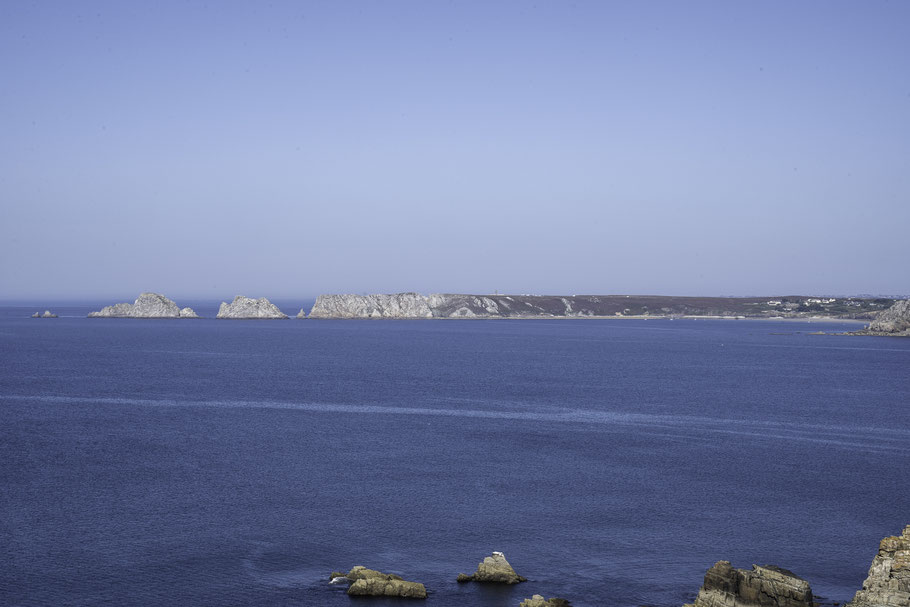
1, 303, 909, 607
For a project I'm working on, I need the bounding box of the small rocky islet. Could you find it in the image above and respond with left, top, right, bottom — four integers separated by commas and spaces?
322, 527, 909, 605
215, 295, 288, 319
88, 293, 198, 318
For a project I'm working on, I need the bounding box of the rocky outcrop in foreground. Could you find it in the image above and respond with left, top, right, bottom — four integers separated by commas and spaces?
852, 300, 910, 336
520, 595, 571, 606
31, 310, 57, 318
88, 293, 198, 318
457, 552, 527, 584
847, 525, 910, 607
216, 296, 287, 319
684, 561, 813, 607
329, 566, 426, 598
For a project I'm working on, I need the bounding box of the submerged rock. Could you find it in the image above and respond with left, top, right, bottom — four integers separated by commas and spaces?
847, 525, 910, 607
457, 552, 527, 584
684, 560, 813, 607
216, 296, 287, 319
520, 595, 571, 607
330, 566, 426, 598
88, 293, 198, 318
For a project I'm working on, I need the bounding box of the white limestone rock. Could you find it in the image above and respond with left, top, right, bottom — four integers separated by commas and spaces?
88, 293, 198, 318
308, 293, 433, 319
216, 295, 288, 319
847, 525, 910, 607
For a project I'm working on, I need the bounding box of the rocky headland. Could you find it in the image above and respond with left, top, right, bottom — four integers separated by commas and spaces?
847, 525, 910, 607
850, 300, 910, 337
216, 296, 288, 319
457, 551, 527, 584
308, 293, 896, 320
329, 566, 427, 599
88, 293, 198, 318
683, 560, 814, 607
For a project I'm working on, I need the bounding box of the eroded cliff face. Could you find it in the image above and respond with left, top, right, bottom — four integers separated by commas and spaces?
88, 293, 198, 318
862, 300, 910, 336
685, 561, 813, 607
308, 293, 599, 318
216, 296, 287, 319
848, 526, 910, 607
308, 293, 433, 318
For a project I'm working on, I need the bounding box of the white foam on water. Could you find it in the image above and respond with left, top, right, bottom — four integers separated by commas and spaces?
3, 393, 907, 455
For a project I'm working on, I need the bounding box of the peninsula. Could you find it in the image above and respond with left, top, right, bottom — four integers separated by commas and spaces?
308, 293, 896, 320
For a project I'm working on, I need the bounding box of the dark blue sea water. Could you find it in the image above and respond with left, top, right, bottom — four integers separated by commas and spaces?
2, 305, 909, 607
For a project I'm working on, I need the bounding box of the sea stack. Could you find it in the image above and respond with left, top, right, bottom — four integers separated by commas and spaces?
216, 296, 288, 319
32, 310, 57, 318
457, 552, 527, 584
847, 525, 910, 607
683, 561, 813, 607
88, 293, 198, 318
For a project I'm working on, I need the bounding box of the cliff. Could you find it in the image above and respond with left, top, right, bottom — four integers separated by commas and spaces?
853, 300, 910, 336
847, 525, 910, 607
88, 293, 198, 318
308, 293, 896, 319
309, 293, 432, 318
216, 296, 288, 319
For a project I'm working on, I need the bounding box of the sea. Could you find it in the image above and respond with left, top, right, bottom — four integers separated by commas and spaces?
1, 301, 909, 607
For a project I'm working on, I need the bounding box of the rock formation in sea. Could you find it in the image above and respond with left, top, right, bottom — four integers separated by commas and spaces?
88, 293, 198, 318
329, 566, 427, 598
309, 293, 433, 318
32, 310, 57, 318
683, 560, 813, 607
296, 308, 306, 319
847, 525, 910, 607
457, 552, 527, 584
853, 300, 910, 336
520, 595, 572, 606
216, 296, 288, 319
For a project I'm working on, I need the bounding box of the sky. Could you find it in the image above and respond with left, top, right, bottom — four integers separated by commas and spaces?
2, 1, 908, 300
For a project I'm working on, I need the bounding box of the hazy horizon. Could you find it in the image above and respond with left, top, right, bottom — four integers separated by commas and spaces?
3, 2, 908, 300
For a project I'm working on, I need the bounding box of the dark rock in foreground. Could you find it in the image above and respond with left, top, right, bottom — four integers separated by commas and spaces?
330, 566, 427, 599
684, 560, 813, 607
520, 595, 571, 606
88, 293, 198, 318
457, 552, 527, 584
847, 525, 910, 607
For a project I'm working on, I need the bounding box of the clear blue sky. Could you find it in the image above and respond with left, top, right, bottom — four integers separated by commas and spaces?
2, 1, 908, 300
